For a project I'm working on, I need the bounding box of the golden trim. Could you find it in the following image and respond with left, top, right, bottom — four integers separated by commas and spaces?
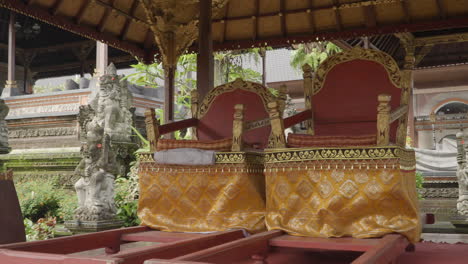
265, 146, 415, 163
138, 151, 264, 164
198, 78, 277, 119
312, 47, 403, 95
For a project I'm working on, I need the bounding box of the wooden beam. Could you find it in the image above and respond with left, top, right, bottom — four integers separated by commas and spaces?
332, 0, 343, 30
435, 0, 447, 19
363, 5, 377, 28
220, 2, 229, 43
307, 0, 315, 33
50, 0, 65, 15
279, 0, 286, 37
76, 0, 92, 25
252, 0, 259, 40
414, 44, 434, 66
332, 40, 353, 50
120, 0, 139, 40
414, 32, 468, 46
93, 0, 147, 25
98, 0, 115, 32
197, 0, 214, 100
401, 0, 411, 23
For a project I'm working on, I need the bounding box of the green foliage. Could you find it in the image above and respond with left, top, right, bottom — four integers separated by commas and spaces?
24, 217, 56, 241
416, 171, 424, 200
115, 160, 141, 227
290, 42, 341, 71
16, 178, 77, 222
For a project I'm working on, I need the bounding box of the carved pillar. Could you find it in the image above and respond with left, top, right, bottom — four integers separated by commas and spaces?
231, 104, 244, 152
377, 94, 391, 146
455, 132, 468, 217
396, 34, 415, 146
268, 101, 286, 148
3, 12, 17, 98
145, 108, 160, 152
302, 64, 314, 135
277, 84, 288, 117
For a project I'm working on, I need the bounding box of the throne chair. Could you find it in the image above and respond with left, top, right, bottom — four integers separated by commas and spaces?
138, 78, 286, 234
265, 47, 421, 244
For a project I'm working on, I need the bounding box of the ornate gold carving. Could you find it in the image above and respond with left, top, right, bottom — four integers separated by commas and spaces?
377, 94, 391, 146
264, 146, 415, 163
144, 108, 160, 152
198, 78, 277, 119
313, 48, 403, 95
277, 84, 288, 117
267, 101, 286, 149
231, 104, 244, 152
302, 63, 314, 135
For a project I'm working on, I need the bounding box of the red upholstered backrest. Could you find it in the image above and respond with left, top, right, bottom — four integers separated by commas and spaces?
197, 80, 275, 149
313, 53, 402, 143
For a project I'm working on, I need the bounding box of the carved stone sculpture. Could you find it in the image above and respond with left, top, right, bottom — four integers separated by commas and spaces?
73, 64, 135, 222
456, 131, 468, 216
0, 99, 10, 153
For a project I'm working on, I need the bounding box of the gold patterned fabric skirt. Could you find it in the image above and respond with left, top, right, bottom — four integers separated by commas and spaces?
264, 147, 421, 243
138, 157, 266, 233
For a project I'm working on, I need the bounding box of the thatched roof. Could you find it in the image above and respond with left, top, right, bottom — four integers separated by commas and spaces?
1, 0, 468, 63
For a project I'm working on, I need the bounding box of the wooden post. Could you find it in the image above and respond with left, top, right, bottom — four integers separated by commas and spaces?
3, 11, 17, 98
96, 41, 108, 76
164, 66, 175, 128
260, 48, 267, 86
231, 104, 244, 152
144, 108, 160, 152
268, 101, 286, 148
197, 0, 214, 100
277, 84, 288, 117
191, 90, 199, 140
377, 94, 391, 146
302, 64, 314, 135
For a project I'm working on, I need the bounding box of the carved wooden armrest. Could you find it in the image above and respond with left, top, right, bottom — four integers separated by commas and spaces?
144, 108, 199, 151
390, 105, 408, 124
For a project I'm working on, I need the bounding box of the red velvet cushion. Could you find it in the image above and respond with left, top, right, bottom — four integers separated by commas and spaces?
156, 138, 232, 152
287, 133, 377, 148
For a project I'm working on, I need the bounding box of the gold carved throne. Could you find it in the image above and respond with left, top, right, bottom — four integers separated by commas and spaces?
265, 48, 421, 243
138, 79, 286, 234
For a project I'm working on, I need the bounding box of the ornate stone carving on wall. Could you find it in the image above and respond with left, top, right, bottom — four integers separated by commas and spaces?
8, 127, 77, 138
419, 188, 459, 199
73, 64, 136, 222
456, 131, 468, 216
0, 99, 9, 153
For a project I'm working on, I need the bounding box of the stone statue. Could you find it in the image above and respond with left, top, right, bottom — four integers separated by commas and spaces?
456, 131, 468, 216
0, 99, 9, 152
72, 63, 136, 223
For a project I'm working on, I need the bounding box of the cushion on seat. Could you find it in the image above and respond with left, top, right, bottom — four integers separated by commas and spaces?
156, 138, 232, 152
287, 133, 377, 148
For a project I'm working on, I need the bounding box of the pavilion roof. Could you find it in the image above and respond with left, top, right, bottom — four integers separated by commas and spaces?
1, 0, 468, 64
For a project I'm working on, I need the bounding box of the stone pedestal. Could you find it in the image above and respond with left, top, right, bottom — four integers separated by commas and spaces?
65, 219, 123, 234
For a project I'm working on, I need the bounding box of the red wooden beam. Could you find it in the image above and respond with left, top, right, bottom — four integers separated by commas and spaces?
110, 230, 245, 264
0, 249, 122, 264
283, 109, 312, 129
269, 235, 379, 252
0, 226, 148, 254
352, 235, 410, 264
156, 118, 199, 135
173, 230, 283, 263
121, 231, 208, 243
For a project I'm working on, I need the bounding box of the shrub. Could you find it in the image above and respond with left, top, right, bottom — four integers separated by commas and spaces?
24, 217, 56, 241
115, 160, 140, 227
416, 171, 424, 200
16, 178, 77, 222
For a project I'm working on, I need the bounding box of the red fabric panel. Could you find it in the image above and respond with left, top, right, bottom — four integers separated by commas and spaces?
198, 89, 271, 149
287, 133, 376, 148
314, 59, 401, 142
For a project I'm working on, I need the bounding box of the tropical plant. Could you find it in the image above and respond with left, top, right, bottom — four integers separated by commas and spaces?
290, 42, 341, 71
115, 160, 141, 227
416, 171, 424, 200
